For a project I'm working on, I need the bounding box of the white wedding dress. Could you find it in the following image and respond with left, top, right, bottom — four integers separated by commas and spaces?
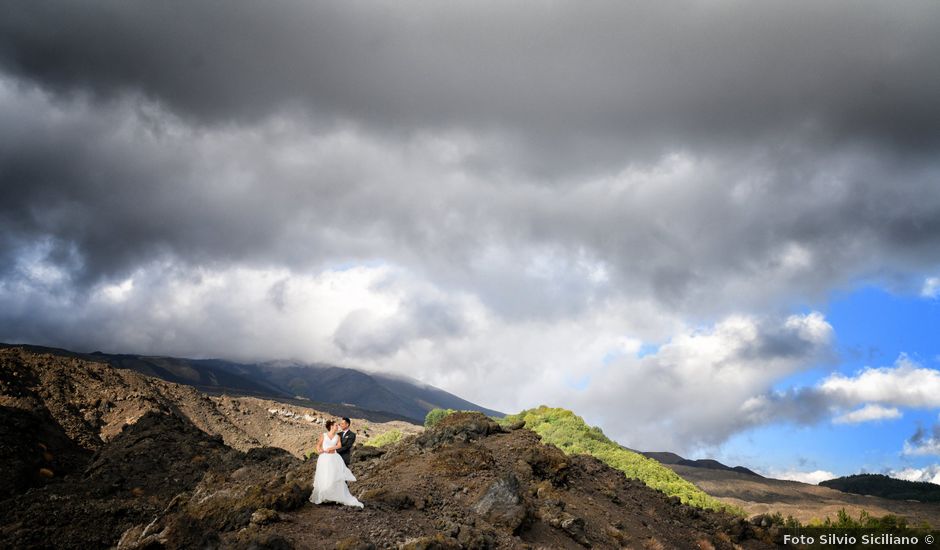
310, 433, 363, 507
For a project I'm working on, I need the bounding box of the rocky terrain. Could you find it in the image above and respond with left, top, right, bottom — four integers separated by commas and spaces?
0, 347, 778, 549
116, 413, 774, 550
0, 347, 418, 461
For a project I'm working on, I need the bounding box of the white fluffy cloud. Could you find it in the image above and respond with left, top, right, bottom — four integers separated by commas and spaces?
560, 312, 834, 451
922, 277, 940, 299
833, 404, 902, 425
890, 466, 940, 485
765, 469, 836, 485
744, 355, 940, 428
820, 356, 940, 409
903, 437, 940, 457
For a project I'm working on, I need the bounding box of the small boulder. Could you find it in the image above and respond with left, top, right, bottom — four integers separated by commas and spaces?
522, 445, 569, 485
416, 412, 502, 449
335, 537, 376, 550
353, 446, 385, 462
505, 419, 526, 431
399, 534, 462, 550
250, 508, 279, 525
360, 487, 414, 509
472, 473, 527, 533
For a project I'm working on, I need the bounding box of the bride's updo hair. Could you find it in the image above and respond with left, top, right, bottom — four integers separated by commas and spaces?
325, 419, 334, 430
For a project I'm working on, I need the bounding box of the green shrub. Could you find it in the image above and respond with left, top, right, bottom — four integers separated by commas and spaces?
365, 429, 402, 447
821, 508, 910, 530
501, 406, 743, 515
424, 408, 457, 427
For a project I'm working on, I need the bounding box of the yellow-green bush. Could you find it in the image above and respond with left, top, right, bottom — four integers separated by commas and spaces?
501, 406, 743, 514
365, 429, 402, 447
424, 408, 458, 427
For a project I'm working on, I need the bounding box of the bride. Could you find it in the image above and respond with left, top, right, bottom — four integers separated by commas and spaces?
310, 419, 363, 508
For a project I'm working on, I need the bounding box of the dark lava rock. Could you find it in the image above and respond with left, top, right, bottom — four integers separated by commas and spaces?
232, 530, 294, 549
1, 410, 243, 549
431, 442, 496, 476
504, 419, 526, 431
472, 473, 528, 533
360, 486, 415, 509
353, 445, 386, 462
522, 443, 569, 485
251, 508, 280, 525
416, 412, 503, 449
0, 405, 90, 499
335, 536, 377, 550
399, 534, 463, 550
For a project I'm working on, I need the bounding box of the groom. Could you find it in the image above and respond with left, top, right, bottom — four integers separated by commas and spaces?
336, 417, 356, 466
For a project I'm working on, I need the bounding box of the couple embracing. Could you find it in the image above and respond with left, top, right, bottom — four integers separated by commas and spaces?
309, 416, 364, 508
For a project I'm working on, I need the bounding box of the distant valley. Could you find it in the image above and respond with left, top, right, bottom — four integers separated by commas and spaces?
662, 463, 940, 527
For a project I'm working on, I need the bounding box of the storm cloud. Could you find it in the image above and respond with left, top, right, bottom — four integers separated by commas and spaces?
3, 0, 940, 450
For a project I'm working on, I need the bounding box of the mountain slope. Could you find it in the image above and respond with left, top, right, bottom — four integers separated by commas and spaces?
643, 451, 763, 477
0, 347, 417, 459
370, 371, 504, 417
502, 406, 740, 513
820, 474, 940, 503
0, 343, 501, 423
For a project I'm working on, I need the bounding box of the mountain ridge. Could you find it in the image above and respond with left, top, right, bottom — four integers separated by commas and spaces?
642, 451, 763, 477
0, 342, 502, 423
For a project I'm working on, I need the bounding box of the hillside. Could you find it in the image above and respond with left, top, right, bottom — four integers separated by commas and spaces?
0, 347, 418, 466
666, 464, 940, 528
0, 347, 777, 548
0, 343, 502, 423
820, 474, 940, 503
502, 406, 739, 513
254, 361, 504, 421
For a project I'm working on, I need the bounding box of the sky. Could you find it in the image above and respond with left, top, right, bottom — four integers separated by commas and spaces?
2, 1, 940, 484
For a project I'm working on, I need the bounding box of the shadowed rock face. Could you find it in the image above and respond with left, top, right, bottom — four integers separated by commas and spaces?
1, 348, 777, 549
0, 405, 90, 499
1, 410, 247, 548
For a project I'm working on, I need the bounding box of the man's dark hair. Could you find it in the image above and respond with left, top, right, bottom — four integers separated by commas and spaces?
342, 417, 351, 425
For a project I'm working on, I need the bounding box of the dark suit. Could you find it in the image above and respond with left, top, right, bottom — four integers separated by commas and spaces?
337, 429, 356, 465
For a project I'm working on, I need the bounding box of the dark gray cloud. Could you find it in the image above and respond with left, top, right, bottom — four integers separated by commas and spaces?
2, 1, 940, 296
3, 0, 940, 447
333, 295, 467, 358
910, 425, 927, 445
3, 61, 940, 329
2, 1, 939, 173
